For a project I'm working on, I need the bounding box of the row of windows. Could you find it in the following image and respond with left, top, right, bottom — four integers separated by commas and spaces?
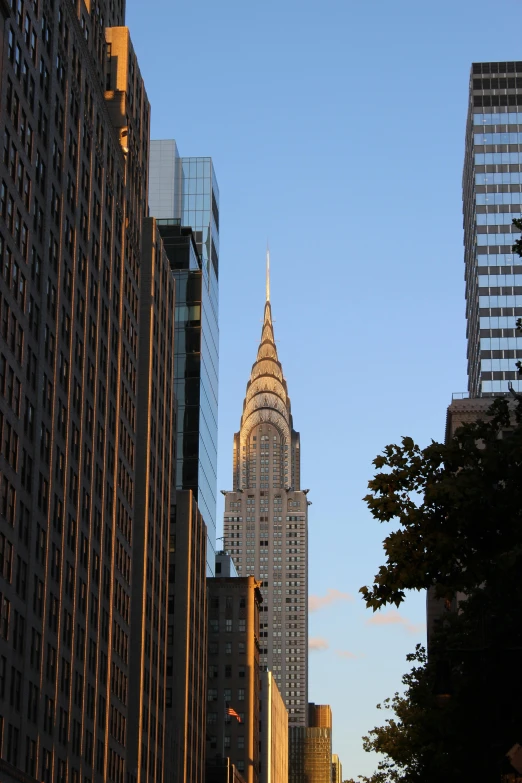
476, 253, 522, 266
476, 172, 522, 185
208, 664, 246, 679
475, 132, 522, 144
479, 295, 522, 306
477, 192, 522, 205
478, 273, 522, 285
480, 337, 522, 349
209, 619, 247, 633
480, 316, 520, 328
475, 153, 522, 165
482, 379, 522, 392
477, 233, 520, 246
208, 641, 245, 656
481, 358, 519, 371
474, 112, 522, 125
476, 212, 521, 226
207, 688, 245, 702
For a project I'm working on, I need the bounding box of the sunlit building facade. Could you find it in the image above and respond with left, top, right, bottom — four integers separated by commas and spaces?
289, 703, 332, 783
464, 61, 522, 395
331, 753, 342, 783
0, 4, 166, 782
259, 670, 288, 783
223, 260, 309, 726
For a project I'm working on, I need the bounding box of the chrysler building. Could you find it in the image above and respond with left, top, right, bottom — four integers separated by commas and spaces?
223, 254, 309, 726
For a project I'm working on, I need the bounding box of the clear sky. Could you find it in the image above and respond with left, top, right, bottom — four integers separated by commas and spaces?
126, 0, 521, 777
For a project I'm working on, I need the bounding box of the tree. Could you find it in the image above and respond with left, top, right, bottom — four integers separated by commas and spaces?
361, 397, 522, 611
348, 398, 522, 781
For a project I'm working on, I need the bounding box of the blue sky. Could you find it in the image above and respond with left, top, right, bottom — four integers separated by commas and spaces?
126, 0, 521, 776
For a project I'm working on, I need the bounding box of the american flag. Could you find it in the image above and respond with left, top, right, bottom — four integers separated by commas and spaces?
226, 705, 242, 723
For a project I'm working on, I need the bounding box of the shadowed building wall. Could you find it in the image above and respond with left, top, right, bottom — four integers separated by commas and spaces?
206, 575, 262, 783
0, 2, 154, 781
127, 217, 176, 782
167, 490, 208, 783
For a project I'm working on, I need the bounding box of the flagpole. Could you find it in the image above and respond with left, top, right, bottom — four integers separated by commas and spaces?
223, 701, 227, 758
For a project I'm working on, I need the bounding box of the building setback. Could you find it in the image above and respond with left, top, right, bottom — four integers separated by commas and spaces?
206, 574, 262, 783
259, 669, 288, 783
223, 256, 309, 726
463, 61, 522, 396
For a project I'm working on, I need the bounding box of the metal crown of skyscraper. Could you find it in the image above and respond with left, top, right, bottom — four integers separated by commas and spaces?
223, 255, 309, 726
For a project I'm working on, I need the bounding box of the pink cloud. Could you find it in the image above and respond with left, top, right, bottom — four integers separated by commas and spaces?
366, 609, 425, 635
309, 589, 354, 613
335, 649, 359, 660
309, 636, 329, 651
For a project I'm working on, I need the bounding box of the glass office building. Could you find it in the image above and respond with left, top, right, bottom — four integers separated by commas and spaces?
149, 141, 219, 574
463, 62, 522, 395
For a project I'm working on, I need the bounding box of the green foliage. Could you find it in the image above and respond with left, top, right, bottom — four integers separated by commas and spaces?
361, 398, 522, 611
351, 397, 522, 781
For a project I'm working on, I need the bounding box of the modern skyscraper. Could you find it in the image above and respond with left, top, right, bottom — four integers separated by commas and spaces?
288, 704, 332, 783
0, 2, 168, 781
223, 256, 309, 726
463, 61, 522, 396
149, 140, 220, 575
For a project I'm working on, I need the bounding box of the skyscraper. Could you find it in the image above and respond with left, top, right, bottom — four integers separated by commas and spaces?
288, 704, 332, 783
0, 2, 168, 781
149, 140, 220, 575
223, 256, 309, 726
463, 61, 522, 396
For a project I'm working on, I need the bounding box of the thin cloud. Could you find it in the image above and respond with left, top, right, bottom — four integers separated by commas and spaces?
309, 636, 329, 651
335, 649, 360, 660
366, 609, 425, 635
309, 589, 354, 613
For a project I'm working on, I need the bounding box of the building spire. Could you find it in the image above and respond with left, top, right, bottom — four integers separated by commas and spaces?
266, 246, 270, 303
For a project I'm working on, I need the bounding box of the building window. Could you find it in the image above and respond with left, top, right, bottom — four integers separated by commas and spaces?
238, 689, 245, 701
225, 619, 232, 632
207, 689, 217, 702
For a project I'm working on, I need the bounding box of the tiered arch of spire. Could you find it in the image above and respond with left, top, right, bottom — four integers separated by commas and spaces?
233, 251, 296, 489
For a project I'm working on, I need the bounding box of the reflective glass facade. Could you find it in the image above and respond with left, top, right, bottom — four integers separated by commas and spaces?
149, 142, 219, 575
464, 63, 522, 395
